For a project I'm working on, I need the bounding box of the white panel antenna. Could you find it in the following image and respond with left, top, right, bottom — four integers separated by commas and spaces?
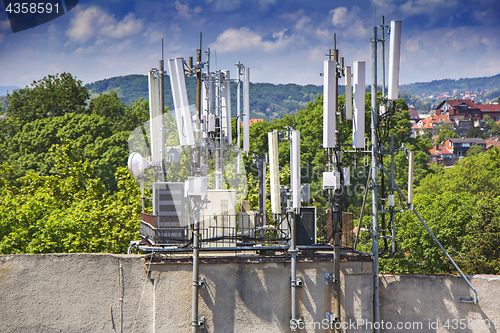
352, 61, 366, 148
322, 171, 340, 190
202, 78, 213, 137
268, 131, 281, 214
291, 130, 301, 209
221, 70, 232, 143
388, 21, 402, 100
323, 60, 337, 148
243, 67, 250, 153
345, 66, 352, 121
148, 70, 163, 165
166, 57, 195, 146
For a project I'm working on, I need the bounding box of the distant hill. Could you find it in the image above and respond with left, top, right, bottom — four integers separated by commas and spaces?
3, 73, 499, 118
400, 74, 500, 96
85, 74, 336, 121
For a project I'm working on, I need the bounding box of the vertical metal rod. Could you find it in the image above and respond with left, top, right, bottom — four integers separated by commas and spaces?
390, 135, 396, 254
353, 166, 372, 250
290, 211, 297, 323
333, 37, 341, 329
196, 34, 202, 168
191, 33, 203, 333
236, 63, 242, 173
119, 261, 124, 333
141, 176, 145, 213
371, 24, 380, 333
381, 16, 386, 97
153, 278, 156, 333
215, 71, 222, 190
159, 43, 165, 182
191, 202, 200, 333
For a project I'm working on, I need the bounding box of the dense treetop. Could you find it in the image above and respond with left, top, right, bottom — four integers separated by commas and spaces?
1, 72, 499, 275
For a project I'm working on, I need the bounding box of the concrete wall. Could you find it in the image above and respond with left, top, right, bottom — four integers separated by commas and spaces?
380, 274, 500, 333
0, 254, 372, 333
1, 254, 499, 332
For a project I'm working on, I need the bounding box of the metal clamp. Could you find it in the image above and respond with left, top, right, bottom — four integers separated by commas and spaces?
326, 312, 340, 323
460, 296, 478, 304
291, 276, 303, 288
198, 316, 206, 330
197, 276, 206, 289
325, 273, 338, 285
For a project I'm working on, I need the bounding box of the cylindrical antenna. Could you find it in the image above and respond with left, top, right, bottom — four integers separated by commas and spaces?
388, 21, 402, 100
243, 67, 250, 153
268, 131, 281, 214
352, 61, 365, 148
291, 130, 301, 210
345, 66, 352, 120
323, 57, 337, 148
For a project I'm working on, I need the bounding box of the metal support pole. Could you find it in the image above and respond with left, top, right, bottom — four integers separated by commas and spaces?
215, 71, 223, 190
159, 43, 166, 182
371, 24, 380, 333
332, 35, 341, 330
191, 34, 203, 333
381, 16, 386, 97
191, 201, 200, 333
290, 211, 298, 324
236, 62, 242, 174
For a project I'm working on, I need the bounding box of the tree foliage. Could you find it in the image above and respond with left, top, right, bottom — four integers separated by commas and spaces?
6, 73, 89, 123
0, 141, 141, 254
379, 148, 500, 274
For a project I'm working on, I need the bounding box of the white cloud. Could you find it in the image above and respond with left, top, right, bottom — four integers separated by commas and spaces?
66, 6, 143, 44
209, 27, 290, 53
210, 0, 241, 12
405, 37, 423, 52
399, 0, 458, 16
330, 7, 369, 38
257, 0, 276, 11
443, 27, 480, 51
331, 7, 348, 26
295, 16, 312, 33
280, 9, 305, 21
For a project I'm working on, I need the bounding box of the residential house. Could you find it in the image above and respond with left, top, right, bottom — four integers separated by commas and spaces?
434, 99, 500, 122
484, 137, 500, 150
411, 114, 454, 137
408, 106, 420, 125
429, 144, 454, 166
444, 138, 486, 158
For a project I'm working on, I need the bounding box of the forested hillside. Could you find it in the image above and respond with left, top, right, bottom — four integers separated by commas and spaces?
0, 72, 498, 274
85, 74, 339, 121
400, 73, 500, 96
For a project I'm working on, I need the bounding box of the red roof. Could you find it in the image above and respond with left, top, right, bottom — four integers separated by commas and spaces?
481, 105, 500, 112
485, 137, 500, 148
412, 114, 453, 129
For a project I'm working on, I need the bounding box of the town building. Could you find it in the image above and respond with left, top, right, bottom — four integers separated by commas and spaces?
434, 99, 500, 121
444, 138, 486, 158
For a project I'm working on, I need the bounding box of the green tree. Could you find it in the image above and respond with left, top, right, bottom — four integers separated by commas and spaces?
436, 126, 459, 144
0, 141, 141, 254
379, 148, 500, 274
6, 73, 89, 123
466, 126, 484, 139
466, 144, 484, 156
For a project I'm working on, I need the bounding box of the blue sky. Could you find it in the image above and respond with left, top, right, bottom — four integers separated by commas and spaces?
1, 0, 500, 89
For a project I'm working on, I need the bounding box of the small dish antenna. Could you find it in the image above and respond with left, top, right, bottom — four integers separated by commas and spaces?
127, 152, 149, 177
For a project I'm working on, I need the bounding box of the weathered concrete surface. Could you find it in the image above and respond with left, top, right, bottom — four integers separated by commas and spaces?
149, 258, 373, 332
0, 254, 373, 333
0, 254, 153, 333
380, 274, 500, 333
4, 254, 498, 333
